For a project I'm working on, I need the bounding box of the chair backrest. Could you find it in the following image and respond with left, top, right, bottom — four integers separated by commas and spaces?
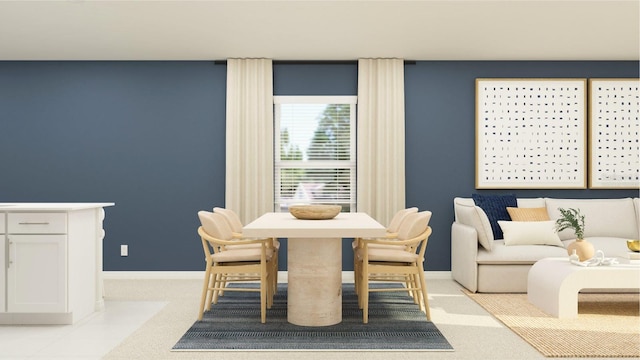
198, 211, 234, 241
399, 211, 432, 260
213, 207, 244, 233
387, 207, 418, 233
397, 211, 431, 241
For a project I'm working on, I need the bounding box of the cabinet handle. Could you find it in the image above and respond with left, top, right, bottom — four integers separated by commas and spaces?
18, 222, 50, 225
8, 240, 13, 267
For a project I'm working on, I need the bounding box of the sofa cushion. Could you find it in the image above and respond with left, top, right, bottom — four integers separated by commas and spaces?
454, 197, 547, 251
516, 198, 546, 208
472, 194, 517, 240
454, 200, 494, 251
545, 198, 639, 240
507, 207, 550, 221
634, 198, 640, 233
477, 240, 567, 264
498, 220, 564, 247
583, 236, 636, 259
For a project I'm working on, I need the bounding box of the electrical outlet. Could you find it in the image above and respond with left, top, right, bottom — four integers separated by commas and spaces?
120, 244, 128, 257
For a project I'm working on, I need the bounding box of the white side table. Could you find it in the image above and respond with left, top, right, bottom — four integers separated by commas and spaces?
527, 257, 640, 318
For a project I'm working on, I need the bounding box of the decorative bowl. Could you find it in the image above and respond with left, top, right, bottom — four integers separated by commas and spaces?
627, 240, 640, 252
289, 205, 341, 220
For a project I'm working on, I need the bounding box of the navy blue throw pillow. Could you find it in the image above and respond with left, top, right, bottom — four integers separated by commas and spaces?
471, 194, 517, 240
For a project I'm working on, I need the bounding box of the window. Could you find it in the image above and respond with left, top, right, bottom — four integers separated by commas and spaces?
274, 96, 357, 212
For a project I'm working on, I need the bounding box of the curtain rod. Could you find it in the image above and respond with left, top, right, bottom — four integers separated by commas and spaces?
213, 60, 416, 65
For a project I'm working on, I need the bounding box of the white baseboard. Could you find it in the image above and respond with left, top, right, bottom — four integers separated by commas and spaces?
103, 270, 452, 281
103, 271, 205, 280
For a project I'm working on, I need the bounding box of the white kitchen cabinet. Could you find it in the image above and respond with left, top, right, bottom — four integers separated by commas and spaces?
0, 203, 114, 324
7, 234, 66, 313
0, 212, 5, 314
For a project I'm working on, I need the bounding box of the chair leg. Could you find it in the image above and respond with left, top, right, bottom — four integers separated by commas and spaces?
272, 255, 279, 297
267, 262, 275, 309
274, 249, 279, 293
207, 272, 217, 310
357, 263, 365, 309
404, 275, 414, 303
211, 272, 223, 306
410, 273, 420, 304
353, 244, 359, 296
417, 267, 431, 320
361, 268, 369, 324
410, 273, 423, 311
198, 265, 212, 320
260, 268, 267, 324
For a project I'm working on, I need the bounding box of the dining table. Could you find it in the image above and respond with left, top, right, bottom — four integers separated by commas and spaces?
243, 212, 386, 326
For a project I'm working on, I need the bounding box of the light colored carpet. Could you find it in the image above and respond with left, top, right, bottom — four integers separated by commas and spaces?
101, 278, 550, 360
465, 291, 640, 358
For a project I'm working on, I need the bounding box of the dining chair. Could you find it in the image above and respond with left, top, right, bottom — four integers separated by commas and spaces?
197, 211, 276, 323
354, 211, 433, 323
212, 207, 244, 238
213, 207, 280, 292
353, 207, 418, 293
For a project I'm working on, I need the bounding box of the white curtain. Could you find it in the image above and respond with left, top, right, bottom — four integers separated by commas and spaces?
357, 58, 406, 226
225, 58, 274, 224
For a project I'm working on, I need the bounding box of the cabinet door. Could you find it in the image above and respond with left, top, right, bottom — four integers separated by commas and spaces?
0, 213, 5, 312
0, 236, 4, 313
7, 235, 66, 313
0, 236, 8, 313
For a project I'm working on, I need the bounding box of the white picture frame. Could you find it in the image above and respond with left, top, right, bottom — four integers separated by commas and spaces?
589, 78, 640, 189
475, 78, 587, 189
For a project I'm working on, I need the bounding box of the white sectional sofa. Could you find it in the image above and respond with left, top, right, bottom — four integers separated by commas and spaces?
451, 197, 640, 293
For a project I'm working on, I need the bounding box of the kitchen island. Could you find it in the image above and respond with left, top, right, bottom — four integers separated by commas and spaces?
0, 202, 114, 324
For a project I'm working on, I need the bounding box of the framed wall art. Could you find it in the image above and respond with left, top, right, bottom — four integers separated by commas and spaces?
589, 78, 640, 189
475, 78, 587, 189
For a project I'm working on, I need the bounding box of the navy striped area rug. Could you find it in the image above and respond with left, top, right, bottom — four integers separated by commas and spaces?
173, 284, 453, 351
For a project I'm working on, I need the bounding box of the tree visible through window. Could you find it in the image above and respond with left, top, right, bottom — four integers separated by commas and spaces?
274, 96, 357, 212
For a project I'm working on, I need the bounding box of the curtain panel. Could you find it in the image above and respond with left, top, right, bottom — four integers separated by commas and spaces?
225, 58, 274, 224
357, 58, 406, 226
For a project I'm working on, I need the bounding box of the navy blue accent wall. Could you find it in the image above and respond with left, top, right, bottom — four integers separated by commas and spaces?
0, 61, 227, 270
274, 63, 358, 95
0, 61, 637, 271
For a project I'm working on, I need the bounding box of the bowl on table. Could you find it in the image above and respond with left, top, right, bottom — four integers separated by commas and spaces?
627, 240, 640, 252
289, 205, 341, 220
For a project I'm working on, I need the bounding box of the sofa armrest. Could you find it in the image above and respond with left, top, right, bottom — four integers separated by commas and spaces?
451, 222, 479, 293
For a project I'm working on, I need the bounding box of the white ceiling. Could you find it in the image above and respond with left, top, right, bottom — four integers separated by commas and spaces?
0, 0, 638, 61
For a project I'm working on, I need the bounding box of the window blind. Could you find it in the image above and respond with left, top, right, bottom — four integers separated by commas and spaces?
274, 96, 357, 212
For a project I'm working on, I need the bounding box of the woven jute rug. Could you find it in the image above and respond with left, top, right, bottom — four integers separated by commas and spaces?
465, 291, 640, 358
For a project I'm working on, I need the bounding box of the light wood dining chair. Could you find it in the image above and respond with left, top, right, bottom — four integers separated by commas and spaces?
353, 207, 418, 293
354, 211, 433, 323
213, 207, 280, 293
197, 211, 276, 323
212, 207, 244, 238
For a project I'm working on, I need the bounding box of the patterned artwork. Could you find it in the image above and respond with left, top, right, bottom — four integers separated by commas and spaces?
475, 79, 587, 189
589, 79, 640, 189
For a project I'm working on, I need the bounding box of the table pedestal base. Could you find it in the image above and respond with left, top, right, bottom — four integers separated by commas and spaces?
287, 237, 342, 326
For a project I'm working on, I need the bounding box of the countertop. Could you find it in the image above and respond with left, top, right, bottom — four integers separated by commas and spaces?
0, 203, 115, 211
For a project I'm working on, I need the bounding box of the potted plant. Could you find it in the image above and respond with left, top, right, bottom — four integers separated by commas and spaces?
554, 208, 594, 261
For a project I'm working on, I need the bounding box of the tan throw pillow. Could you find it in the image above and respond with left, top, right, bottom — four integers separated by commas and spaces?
507, 207, 550, 221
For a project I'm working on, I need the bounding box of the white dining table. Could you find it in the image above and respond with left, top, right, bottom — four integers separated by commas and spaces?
243, 212, 386, 326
